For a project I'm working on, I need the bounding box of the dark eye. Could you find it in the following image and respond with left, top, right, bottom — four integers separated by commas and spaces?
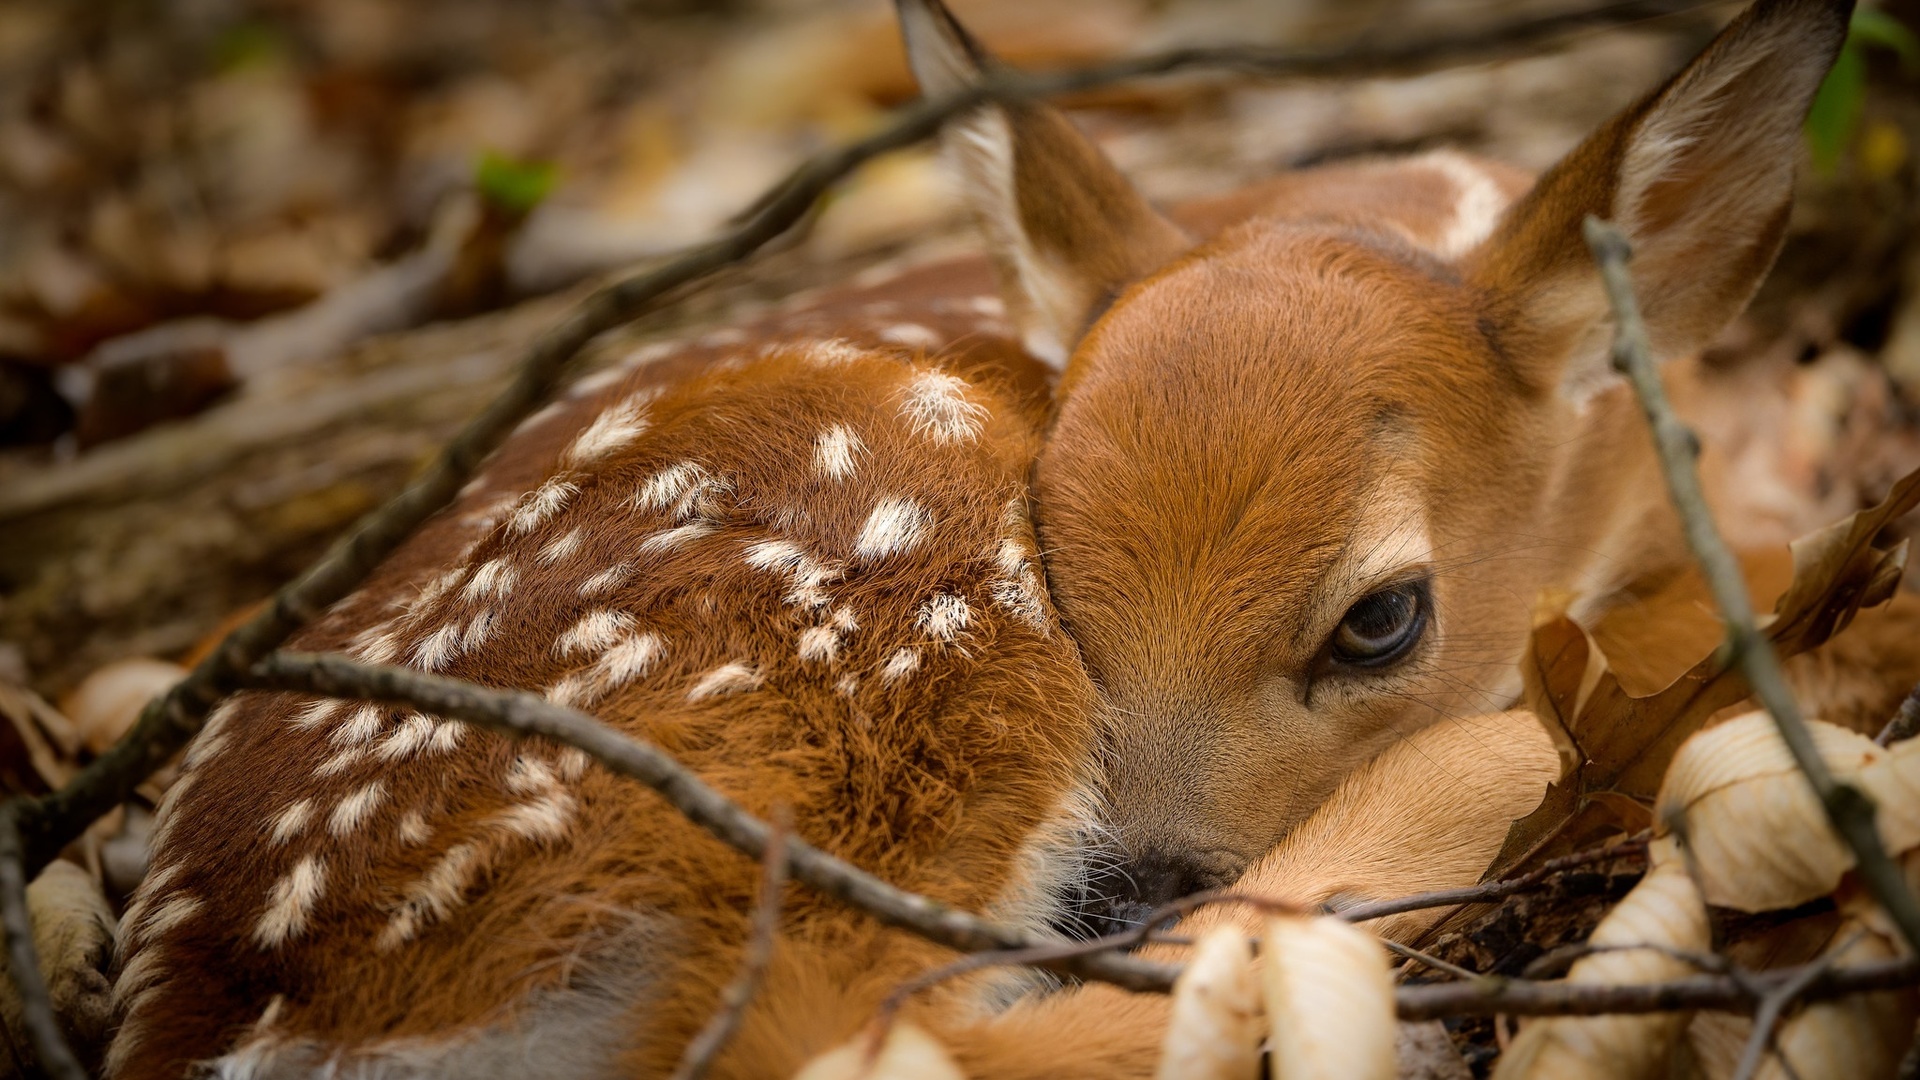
1329, 580, 1429, 669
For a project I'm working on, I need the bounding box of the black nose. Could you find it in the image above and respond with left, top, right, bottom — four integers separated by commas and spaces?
1050, 849, 1241, 942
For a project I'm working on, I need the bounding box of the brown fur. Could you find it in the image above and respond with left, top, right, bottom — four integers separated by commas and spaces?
896, 0, 1855, 896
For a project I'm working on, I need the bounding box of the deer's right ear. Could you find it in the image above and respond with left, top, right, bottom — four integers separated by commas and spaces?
1466, 0, 1854, 404
895, 0, 1189, 368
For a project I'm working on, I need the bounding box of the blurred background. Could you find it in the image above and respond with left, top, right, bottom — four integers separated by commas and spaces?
0, 0, 1918, 802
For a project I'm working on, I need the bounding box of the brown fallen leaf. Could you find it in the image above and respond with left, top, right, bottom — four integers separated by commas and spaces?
1488, 466, 1920, 878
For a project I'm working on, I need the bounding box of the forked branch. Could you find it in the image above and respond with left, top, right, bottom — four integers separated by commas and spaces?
1583, 215, 1920, 952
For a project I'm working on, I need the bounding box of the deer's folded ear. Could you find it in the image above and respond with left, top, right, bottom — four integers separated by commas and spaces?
895, 0, 1189, 369
1466, 0, 1854, 403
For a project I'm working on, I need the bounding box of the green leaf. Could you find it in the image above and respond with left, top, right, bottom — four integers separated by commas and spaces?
1806, 43, 1867, 175
474, 152, 559, 216
1852, 8, 1920, 73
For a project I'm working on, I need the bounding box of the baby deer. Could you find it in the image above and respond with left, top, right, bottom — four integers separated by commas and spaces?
893, 0, 1857, 927
107, 0, 1853, 1076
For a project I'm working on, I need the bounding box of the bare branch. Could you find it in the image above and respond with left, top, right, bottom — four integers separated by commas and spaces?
1396, 956, 1920, 1020
1730, 930, 1864, 1080
1877, 683, 1920, 747
1385, 939, 1480, 982
1336, 835, 1647, 925
241, 652, 1182, 993
1582, 216, 1920, 953
670, 811, 793, 1080
0, 810, 84, 1080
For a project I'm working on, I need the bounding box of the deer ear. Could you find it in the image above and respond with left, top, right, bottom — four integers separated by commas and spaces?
1466, 0, 1854, 402
895, 0, 1189, 367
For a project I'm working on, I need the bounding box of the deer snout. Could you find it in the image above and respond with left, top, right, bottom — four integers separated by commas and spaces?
1053, 847, 1245, 941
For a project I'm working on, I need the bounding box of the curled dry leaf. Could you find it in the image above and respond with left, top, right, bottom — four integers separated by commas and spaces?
1753, 922, 1916, 1080
1261, 915, 1395, 1080
1655, 712, 1883, 912
1157, 926, 1261, 1080
0, 860, 116, 1071
1494, 848, 1708, 1080
1491, 466, 1920, 878
791, 1022, 965, 1080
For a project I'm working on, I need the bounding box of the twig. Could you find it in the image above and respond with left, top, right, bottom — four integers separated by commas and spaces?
1729, 929, 1865, 1080
1395, 956, 1920, 1020
1386, 939, 1480, 981
0, 810, 84, 1080
242, 653, 1182, 993
1335, 834, 1647, 925
1583, 216, 1920, 954
1877, 682, 1920, 746
669, 811, 793, 1080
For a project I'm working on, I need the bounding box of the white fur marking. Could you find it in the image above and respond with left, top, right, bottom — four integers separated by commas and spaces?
539, 529, 585, 565
1428, 151, 1507, 259
328, 782, 387, 836
462, 558, 518, 602
555, 610, 638, 658
331, 704, 385, 746
915, 593, 972, 642
898, 370, 988, 444
509, 479, 580, 536
377, 713, 436, 761
880, 322, 943, 349
254, 855, 326, 948
565, 392, 653, 466
813, 425, 865, 481
580, 563, 633, 598
854, 496, 931, 559
797, 626, 840, 664
688, 662, 763, 702
881, 648, 922, 684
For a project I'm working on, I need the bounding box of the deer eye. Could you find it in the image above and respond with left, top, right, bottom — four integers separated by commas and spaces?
1328, 580, 1429, 669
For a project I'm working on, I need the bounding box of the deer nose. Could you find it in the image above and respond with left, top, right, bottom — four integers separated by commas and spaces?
1051, 848, 1244, 941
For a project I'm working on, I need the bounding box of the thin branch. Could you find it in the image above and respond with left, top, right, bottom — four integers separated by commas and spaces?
1730, 930, 1864, 1080
1877, 682, 1920, 747
1395, 956, 1920, 1020
0, 811, 84, 1080
1583, 216, 1920, 953
1335, 834, 1647, 925
669, 811, 793, 1080
242, 653, 1182, 993
1386, 939, 1480, 982
4, 0, 1717, 885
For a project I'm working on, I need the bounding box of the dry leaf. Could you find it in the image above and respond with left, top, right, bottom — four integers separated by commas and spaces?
1261, 915, 1395, 1080
1753, 922, 1916, 1080
1655, 712, 1882, 912
1491, 467, 1920, 877
0, 861, 116, 1072
1494, 849, 1708, 1080
58, 658, 184, 757
791, 1022, 965, 1080
1157, 926, 1261, 1080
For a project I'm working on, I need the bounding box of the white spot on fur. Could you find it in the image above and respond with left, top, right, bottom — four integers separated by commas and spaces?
331, 704, 384, 746
881, 648, 922, 684
270, 800, 314, 845
512, 399, 568, 439
797, 626, 840, 664
291, 698, 343, 730
991, 571, 1049, 634
564, 391, 653, 466
699, 327, 748, 349
428, 720, 466, 754
128, 894, 201, 947
621, 340, 678, 369
744, 539, 842, 608
1427, 151, 1507, 259
580, 562, 633, 598
557, 748, 590, 780
916, 593, 972, 642
411, 621, 464, 671
555, 610, 638, 658
328, 782, 386, 836
813, 425, 865, 481
566, 364, 628, 399
316, 747, 365, 776
348, 624, 404, 666
148, 774, 194, 852
880, 322, 942, 348
492, 793, 577, 843
254, 855, 325, 948
376, 713, 436, 761
509, 479, 580, 536
854, 496, 931, 559
462, 558, 517, 602
966, 295, 1004, 318
835, 674, 860, 698
461, 608, 497, 652
798, 338, 870, 367
634, 462, 729, 522
396, 811, 431, 846
898, 370, 988, 444
549, 631, 666, 708
639, 521, 721, 554
540, 529, 585, 565
378, 843, 478, 950
506, 755, 559, 795
688, 662, 762, 702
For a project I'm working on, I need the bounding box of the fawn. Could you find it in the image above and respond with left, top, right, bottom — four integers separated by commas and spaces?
889, 0, 1859, 928
108, 0, 1853, 1076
